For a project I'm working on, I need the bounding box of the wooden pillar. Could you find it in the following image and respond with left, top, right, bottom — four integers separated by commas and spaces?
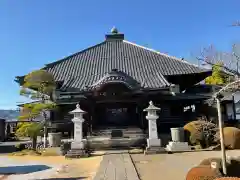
232, 95, 237, 121
88, 98, 95, 136
90, 103, 94, 135
139, 105, 144, 129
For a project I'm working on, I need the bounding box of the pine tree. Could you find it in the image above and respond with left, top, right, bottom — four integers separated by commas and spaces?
16, 70, 56, 150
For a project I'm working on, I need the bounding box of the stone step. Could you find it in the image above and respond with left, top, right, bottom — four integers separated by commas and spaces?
96, 128, 144, 132
93, 131, 144, 136
93, 128, 145, 137
87, 137, 146, 149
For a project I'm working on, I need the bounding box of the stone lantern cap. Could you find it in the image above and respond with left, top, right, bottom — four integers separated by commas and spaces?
69, 103, 86, 114
144, 101, 161, 111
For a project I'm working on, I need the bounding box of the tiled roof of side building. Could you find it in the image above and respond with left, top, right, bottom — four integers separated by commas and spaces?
18, 29, 212, 90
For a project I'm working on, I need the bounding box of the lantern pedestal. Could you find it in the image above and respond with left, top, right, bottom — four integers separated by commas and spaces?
71, 141, 84, 150
147, 138, 162, 147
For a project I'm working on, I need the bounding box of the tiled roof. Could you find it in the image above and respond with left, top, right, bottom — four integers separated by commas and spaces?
38, 33, 211, 90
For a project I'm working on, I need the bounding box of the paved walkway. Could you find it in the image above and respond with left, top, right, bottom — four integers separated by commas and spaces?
131, 150, 240, 180
93, 153, 139, 180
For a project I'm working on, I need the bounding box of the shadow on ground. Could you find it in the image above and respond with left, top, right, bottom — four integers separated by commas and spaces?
40, 178, 86, 180
0, 165, 51, 174
228, 160, 240, 177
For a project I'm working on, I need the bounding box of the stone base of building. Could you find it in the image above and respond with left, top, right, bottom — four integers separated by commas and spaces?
144, 146, 166, 155
165, 141, 191, 152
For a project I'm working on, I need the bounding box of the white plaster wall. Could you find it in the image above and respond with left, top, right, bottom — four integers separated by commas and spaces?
234, 93, 240, 121
235, 103, 240, 120
226, 103, 234, 119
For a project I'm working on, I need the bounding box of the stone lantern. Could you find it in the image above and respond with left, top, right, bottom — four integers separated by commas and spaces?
144, 101, 165, 154
69, 103, 86, 151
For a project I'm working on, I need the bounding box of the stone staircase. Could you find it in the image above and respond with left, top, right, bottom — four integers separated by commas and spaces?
88, 126, 147, 149
92, 126, 146, 138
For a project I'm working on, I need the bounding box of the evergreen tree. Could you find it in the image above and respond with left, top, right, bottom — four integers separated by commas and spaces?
16, 70, 56, 150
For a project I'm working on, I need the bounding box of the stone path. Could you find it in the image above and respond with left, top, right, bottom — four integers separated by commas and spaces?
93, 153, 139, 180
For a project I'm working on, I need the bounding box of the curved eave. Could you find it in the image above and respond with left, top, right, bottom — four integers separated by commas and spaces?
166, 70, 212, 88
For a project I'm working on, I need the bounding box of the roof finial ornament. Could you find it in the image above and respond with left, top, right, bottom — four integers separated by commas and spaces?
111, 26, 118, 34
149, 101, 153, 106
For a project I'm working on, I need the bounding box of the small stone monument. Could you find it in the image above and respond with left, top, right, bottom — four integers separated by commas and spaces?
144, 101, 165, 154
48, 132, 61, 147
171, 127, 184, 142
166, 127, 191, 152
66, 104, 87, 158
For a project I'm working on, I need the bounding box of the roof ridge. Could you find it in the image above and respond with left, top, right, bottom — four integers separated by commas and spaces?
123, 40, 203, 69
44, 41, 106, 68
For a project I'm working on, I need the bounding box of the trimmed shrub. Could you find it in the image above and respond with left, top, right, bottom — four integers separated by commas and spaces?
184, 120, 217, 148
186, 166, 222, 180
221, 127, 240, 149
184, 121, 199, 136
184, 121, 204, 146
189, 131, 205, 148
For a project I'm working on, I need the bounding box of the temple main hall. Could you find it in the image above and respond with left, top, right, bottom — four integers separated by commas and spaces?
16, 28, 214, 145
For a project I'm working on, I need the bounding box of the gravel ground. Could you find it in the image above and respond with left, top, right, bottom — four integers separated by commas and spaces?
131, 150, 240, 180
0, 155, 102, 180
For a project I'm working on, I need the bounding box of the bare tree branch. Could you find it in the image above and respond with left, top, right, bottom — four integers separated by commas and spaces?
214, 78, 240, 97
196, 44, 240, 78
231, 21, 240, 27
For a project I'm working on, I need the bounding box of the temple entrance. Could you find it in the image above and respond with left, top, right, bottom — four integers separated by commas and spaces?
105, 107, 129, 125
91, 73, 142, 128
91, 101, 146, 147
95, 102, 140, 127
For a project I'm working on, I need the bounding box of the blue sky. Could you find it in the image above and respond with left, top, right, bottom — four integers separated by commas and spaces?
0, 0, 240, 109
